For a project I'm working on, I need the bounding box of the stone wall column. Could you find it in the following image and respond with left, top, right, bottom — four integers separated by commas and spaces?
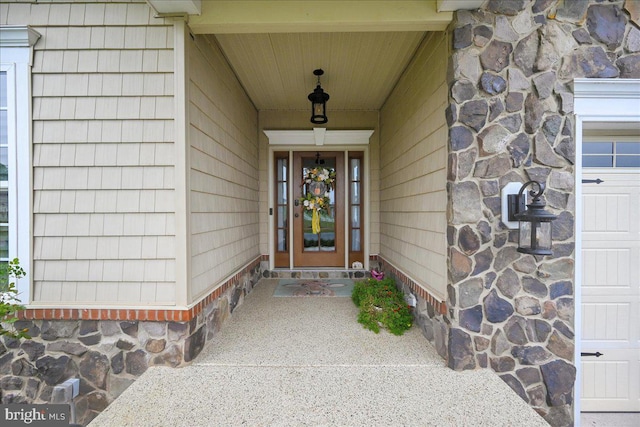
446, 1, 639, 426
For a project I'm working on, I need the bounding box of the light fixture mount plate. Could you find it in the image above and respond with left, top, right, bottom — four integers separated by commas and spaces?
501, 182, 522, 230
507, 193, 526, 222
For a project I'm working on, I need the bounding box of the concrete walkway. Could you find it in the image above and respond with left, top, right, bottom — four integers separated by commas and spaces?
90, 279, 548, 426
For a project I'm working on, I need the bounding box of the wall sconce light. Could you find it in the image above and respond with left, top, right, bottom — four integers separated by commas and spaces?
308, 69, 329, 124
502, 181, 557, 256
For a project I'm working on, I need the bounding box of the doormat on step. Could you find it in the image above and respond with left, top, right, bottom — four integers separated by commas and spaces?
274, 279, 354, 297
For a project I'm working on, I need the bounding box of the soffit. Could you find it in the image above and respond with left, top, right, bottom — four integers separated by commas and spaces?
213, 31, 427, 111
154, 1, 457, 112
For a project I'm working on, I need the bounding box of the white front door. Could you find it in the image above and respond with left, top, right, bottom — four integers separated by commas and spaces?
581, 140, 640, 412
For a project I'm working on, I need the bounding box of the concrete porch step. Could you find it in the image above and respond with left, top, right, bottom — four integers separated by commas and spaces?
89, 364, 549, 427
89, 279, 548, 427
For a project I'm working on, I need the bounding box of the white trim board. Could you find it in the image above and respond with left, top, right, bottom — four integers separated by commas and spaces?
264, 128, 374, 146
0, 26, 40, 304
574, 78, 640, 117
0, 26, 41, 48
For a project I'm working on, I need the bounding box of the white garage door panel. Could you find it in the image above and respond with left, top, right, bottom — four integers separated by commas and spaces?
581, 349, 640, 412
582, 171, 640, 412
583, 248, 631, 289
583, 193, 630, 232
582, 301, 632, 343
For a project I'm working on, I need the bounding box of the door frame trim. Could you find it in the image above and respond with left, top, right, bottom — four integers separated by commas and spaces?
573, 78, 640, 419
265, 129, 373, 271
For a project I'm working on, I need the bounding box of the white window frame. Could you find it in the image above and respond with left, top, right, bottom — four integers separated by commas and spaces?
0, 26, 40, 303
573, 78, 640, 423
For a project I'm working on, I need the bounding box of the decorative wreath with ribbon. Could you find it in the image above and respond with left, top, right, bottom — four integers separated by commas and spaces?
300, 167, 336, 234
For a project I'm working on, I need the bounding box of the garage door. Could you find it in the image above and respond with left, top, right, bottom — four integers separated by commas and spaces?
581, 140, 640, 412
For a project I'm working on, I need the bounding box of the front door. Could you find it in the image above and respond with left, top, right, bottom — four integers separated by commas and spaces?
293, 151, 344, 267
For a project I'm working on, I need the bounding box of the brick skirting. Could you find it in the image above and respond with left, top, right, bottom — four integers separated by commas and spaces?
375, 255, 447, 315
17, 255, 266, 322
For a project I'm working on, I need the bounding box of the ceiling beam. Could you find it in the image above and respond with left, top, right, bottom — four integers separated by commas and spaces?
188, 1, 453, 34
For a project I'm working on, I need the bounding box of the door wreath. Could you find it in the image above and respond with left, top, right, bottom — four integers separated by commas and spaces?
300, 167, 336, 234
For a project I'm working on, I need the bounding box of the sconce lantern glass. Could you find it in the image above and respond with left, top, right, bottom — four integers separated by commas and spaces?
308, 69, 329, 124
507, 180, 557, 256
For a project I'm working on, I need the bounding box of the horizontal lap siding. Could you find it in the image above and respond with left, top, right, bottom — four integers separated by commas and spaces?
3, 1, 178, 305
188, 34, 259, 301
379, 32, 448, 299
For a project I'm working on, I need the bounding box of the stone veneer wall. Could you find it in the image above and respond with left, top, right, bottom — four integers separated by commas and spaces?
0, 261, 262, 426
446, 1, 639, 426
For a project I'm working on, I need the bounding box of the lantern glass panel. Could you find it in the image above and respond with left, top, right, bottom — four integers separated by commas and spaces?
518, 221, 530, 249
537, 222, 552, 250
518, 221, 552, 252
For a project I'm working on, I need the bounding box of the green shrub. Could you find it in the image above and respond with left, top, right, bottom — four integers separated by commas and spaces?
0, 258, 29, 339
352, 278, 412, 336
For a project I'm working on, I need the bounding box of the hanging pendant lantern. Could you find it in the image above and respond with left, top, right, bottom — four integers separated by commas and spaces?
308, 69, 329, 124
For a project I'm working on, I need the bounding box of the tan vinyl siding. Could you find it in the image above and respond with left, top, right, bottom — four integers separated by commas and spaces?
379, 32, 448, 299
4, 1, 178, 305
188, 34, 259, 302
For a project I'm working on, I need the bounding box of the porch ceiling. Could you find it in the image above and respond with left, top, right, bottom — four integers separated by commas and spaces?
213, 31, 427, 111
149, 1, 462, 112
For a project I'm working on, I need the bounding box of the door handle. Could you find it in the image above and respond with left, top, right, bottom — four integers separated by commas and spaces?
294, 213, 299, 217
294, 200, 300, 206
581, 352, 603, 357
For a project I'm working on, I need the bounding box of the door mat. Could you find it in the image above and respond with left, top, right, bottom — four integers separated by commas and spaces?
274, 279, 354, 297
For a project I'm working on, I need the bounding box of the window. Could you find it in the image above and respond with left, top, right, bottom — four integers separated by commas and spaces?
583, 140, 640, 168
349, 153, 364, 266
0, 26, 40, 302
274, 152, 289, 267
0, 70, 10, 261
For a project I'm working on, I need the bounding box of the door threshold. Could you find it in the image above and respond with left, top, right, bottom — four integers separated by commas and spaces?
266, 269, 368, 280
